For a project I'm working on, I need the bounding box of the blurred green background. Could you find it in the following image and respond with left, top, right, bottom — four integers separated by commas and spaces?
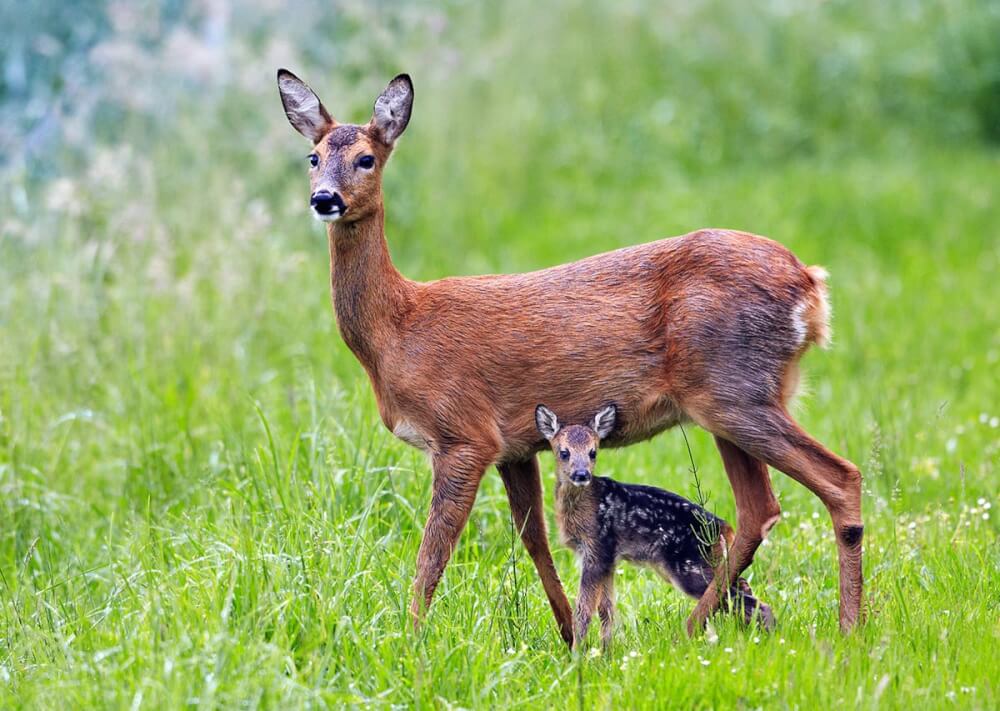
1, 1, 998, 708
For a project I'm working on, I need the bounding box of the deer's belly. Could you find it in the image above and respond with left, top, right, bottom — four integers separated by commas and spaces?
392, 419, 432, 453
609, 394, 687, 448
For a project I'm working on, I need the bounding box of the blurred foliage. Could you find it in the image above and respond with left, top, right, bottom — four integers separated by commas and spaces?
2, 0, 1000, 183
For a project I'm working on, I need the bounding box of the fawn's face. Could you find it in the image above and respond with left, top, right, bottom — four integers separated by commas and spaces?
551, 425, 600, 486
278, 70, 413, 225
536, 404, 617, 488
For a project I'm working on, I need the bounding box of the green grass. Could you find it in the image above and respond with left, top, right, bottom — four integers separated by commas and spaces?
2, 1, 1000, 708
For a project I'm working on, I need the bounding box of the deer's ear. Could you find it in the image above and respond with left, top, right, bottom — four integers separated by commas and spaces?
535, 405, 560, 441
371, 74, 413, 146
277, 69, 334, 143
593, 405, 617, 440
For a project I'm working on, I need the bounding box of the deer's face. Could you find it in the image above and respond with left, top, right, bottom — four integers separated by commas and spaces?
535, 404, 617, 488
306, 125, 388, 223
278, 70, 413, 225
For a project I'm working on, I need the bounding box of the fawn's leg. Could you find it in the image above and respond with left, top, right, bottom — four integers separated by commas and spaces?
734, 578, 775, 630
711, 406, 863, 632
597, 575, 615, 651
687, 436, 780, 635
410, 444, 494, 626
498, 456, 574, 647
573, 561, 613, 650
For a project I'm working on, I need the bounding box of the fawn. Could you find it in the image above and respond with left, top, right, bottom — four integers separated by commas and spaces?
278, 70, 862, 645
536, 404, 775, 649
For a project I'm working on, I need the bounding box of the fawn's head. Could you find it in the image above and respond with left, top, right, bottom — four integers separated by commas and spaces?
535, 405, 617, 487
277, 69, 413, 224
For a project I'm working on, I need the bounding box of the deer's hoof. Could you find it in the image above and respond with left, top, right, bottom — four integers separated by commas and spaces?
685, 613, 706, 638
756, 604, 776, 632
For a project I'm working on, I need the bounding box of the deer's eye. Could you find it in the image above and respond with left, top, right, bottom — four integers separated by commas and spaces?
357, 155, 376, 170
308, 153, 319, 168
559, 449, 570, 461
589, 449, 596, 460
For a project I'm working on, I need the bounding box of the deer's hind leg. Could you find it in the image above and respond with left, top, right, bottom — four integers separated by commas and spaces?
686, 437, 780, 635
707, 406, 863, 632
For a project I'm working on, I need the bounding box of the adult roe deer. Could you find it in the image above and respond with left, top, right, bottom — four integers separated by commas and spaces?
276, 70, 864, 644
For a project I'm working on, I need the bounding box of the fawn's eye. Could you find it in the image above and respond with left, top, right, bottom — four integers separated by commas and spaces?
559, 449, 570, 461
589, 449, 596, 460
308, 153, 319, 168
357, 154, 376, 170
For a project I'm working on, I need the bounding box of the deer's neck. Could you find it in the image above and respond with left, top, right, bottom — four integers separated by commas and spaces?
327, 207, 413, 367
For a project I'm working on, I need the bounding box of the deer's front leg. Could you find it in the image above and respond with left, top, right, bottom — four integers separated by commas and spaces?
597, 576, 615, 651
574, 562, 612, 650
499, 456, 574, 647
410, 445, 493, 625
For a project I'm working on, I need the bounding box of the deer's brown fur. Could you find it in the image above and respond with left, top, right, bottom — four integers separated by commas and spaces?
277, 70, 864, 645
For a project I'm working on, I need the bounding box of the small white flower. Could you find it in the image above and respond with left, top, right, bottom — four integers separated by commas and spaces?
588, 648, 601, 658
700, 659, 710, 666
629, 650, 639, 658
978, 497, 987, 506
990, 417, 999, 428
983, 512, 990, 520
724, 647, 734, 653
812, 511, 820, 519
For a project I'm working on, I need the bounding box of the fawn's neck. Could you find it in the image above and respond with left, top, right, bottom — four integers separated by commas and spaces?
327, 207, 413, 366
555, 479, 593, 514
554, 478, 600, 548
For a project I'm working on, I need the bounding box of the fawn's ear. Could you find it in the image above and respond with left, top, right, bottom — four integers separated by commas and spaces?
592, 405, 617, 440
535, 405, 560, 441
277, 69, 335, 143
371, 73, 413, 146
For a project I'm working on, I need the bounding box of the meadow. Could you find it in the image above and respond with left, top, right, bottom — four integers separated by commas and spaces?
1, 1, 998, 708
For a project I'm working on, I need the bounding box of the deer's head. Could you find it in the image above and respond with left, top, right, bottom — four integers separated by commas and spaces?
277, 70, 413, 224
536, 405, 617, 487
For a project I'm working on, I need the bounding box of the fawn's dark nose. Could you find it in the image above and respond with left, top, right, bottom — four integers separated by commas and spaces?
569, 469, 591, 485
310, 190, 346, 216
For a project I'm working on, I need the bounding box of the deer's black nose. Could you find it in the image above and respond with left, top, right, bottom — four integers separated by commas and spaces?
570, 470, 591, 485
311, 190, 345, 215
